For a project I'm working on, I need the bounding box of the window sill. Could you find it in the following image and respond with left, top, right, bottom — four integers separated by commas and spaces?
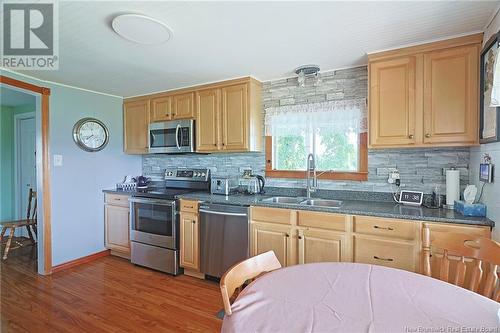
264, 170, 368, 181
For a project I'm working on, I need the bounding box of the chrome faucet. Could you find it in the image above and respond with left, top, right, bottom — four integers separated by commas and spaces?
306, 154, 332, 198
306, 153, 317, 198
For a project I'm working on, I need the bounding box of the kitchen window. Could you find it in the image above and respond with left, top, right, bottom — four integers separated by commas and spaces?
265, 99, 368, 181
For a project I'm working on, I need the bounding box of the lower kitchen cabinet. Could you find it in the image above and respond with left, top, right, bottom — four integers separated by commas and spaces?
249, 206, 492, 275
180, 211, 200, 271
250, 221, 294, 267
298, 228, 347, 264
104, 194, 130, 258
352, 235, 418, 272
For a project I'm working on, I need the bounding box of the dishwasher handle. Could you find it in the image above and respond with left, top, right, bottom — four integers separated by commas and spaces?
199, 208, 248, 217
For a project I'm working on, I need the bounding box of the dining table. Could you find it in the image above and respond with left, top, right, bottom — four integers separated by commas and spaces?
221, 262, 499, 333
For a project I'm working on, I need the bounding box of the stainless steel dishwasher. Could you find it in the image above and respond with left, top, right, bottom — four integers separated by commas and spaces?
199, 203, 249, 278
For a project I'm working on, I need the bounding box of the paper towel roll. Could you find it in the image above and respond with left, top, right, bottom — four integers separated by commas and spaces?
446, 169, 460, 206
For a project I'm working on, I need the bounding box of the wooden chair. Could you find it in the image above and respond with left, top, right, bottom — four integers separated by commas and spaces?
0, 189, 37, 260
422, 227, 500, 301
220, 251, 282, 316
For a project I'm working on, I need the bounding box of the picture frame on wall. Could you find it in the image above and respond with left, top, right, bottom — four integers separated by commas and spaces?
480, 31, 500, 144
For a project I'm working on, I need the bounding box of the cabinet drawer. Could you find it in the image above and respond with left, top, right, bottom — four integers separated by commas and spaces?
105, 193, 130, 207
297, 210, 346, 231
354, 236, 417, 272
251, 207, 292, 225
353, 216, 417, 240
180, 200, 199, 213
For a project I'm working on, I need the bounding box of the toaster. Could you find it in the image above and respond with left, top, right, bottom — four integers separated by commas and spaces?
211, 177, 238, 195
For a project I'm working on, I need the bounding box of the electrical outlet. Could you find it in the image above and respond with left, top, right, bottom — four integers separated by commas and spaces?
388, 170, 400, 184
53, 154, 63, 167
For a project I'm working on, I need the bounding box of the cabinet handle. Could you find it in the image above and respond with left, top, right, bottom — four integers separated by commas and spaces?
374, 256, 394, 262
214, 144, 217, 146
184, 206, 194, 209
425, 133, 431, 138
222, 143, 225, 146
192, 220, 196, 224
374, 225, 394, 231
408, 134, 414, 139
285, 234, 289, 238
298, 236, 302, 240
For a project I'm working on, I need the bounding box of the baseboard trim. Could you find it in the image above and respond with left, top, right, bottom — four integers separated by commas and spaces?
52, 249, 110, 273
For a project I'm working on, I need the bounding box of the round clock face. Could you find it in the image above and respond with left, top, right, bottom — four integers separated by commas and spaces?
73, 118, 109, 152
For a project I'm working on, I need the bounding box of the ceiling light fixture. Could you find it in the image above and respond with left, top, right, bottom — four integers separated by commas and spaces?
112, 14, 173, 45
295, 65, 321, 87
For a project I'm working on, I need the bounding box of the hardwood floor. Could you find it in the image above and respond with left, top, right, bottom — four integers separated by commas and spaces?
1, 242, 223, 333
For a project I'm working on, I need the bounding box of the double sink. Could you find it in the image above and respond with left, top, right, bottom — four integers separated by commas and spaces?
260, 196, 343, 208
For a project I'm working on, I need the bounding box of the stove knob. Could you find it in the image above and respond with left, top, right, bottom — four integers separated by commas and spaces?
194, 172, 199, 177
201, 172, 206, 177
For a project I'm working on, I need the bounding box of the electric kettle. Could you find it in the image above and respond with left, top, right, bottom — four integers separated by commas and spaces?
247, 175, 265, 194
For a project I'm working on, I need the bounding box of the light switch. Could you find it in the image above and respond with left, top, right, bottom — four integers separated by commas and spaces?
53, 154, 63, 166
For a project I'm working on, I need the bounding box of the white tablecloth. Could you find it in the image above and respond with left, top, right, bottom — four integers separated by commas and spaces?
222, 263, 499, 333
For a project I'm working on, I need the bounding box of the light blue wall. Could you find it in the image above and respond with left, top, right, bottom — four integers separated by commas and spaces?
1, 70, 142, 266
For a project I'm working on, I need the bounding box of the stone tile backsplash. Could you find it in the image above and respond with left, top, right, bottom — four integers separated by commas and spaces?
143, 66, 470, 194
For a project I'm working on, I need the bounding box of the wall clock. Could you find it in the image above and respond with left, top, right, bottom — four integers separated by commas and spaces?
72, 117, 109, 152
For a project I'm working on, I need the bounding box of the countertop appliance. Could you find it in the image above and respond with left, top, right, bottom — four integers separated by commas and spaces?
148, 119, 195, 154
130, 168, 210, 275
199, 203, 249, 278
211, 177, 238, 195
247, 175, 265, 194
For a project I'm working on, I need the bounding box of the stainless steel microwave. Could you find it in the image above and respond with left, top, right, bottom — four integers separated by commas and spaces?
148, 119, 195, 154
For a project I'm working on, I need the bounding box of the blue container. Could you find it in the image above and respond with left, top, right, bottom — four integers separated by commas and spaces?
454, 200, 487, 217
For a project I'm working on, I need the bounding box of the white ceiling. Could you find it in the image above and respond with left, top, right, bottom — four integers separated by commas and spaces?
0, 86, 36, 107
9, 1, 499, 97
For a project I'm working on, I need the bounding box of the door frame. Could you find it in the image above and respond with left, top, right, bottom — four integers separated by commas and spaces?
14, 111, 36, 224
0, 75, 52, 275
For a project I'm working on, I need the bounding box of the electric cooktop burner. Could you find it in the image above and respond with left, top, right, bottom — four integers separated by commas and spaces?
132, 187, 198, 200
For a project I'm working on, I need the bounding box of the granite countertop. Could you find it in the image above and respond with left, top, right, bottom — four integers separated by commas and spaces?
176, 192, 494, 227
103, 188, 493, 227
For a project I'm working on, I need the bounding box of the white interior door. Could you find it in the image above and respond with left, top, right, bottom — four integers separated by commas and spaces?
16, 115, 36, 237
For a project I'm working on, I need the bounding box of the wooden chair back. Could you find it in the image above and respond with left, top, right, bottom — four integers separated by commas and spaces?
220, 251, 282, 316
423, 227, 500, 301
26, 189, 37, 221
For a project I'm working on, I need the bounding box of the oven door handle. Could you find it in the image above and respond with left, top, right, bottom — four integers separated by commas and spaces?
129, 198, 176, 206
175, 124, 181, 150
199, 209, 248, 217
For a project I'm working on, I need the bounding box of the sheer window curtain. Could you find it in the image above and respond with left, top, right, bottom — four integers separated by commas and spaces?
265, 99, 367, 137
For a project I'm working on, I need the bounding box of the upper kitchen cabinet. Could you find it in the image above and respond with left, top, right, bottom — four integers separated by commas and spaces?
172, 92, 195, 119
124, 99, 150, 154
369, 56, 419, 147
196, 78, 262, 153
423, 45, 479, 145
368, 33, 482, 148
196, 88, 220, 151
150, 96, 172, 122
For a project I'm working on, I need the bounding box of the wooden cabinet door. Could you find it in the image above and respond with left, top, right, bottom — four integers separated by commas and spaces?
221, 83, 248, 151
298, 228, 347, 264
150, 96, 172, 122
180, 212, 200, 270
369, 56, 419, 147
196, 89, 220, 152
105, 204, 130, 254
423, 45, 479, 145
250, 222, 293, 267
124, 99, 149, 154
173, 92, 195, 119
353, 235, 418, 272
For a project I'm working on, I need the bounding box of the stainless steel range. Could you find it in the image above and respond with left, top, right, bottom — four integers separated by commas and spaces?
129, 168, 210, 275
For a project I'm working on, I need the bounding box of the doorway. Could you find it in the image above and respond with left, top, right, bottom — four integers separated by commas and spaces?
15, 112, 36, 237
0, 75, 52, 275
0, 87, 37, 266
